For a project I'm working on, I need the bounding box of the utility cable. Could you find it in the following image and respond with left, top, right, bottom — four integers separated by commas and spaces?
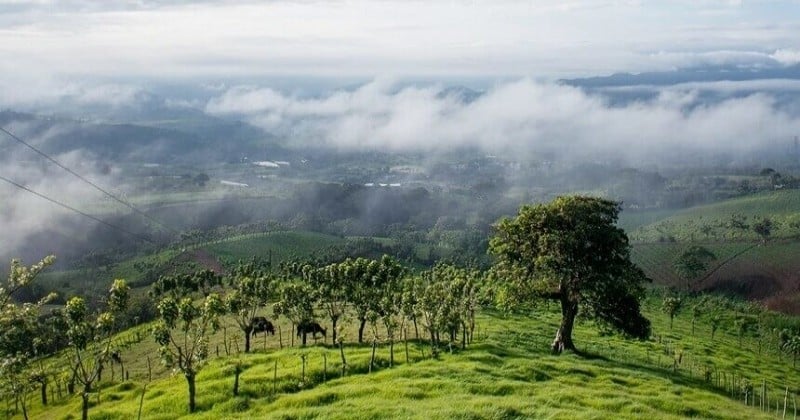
0, 174, 155, 244
0, 125, 181, 235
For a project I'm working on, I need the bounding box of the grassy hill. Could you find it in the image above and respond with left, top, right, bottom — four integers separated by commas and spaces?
627, 190, 800, 243
36, 231, 345, 300
20, 295, 800, 419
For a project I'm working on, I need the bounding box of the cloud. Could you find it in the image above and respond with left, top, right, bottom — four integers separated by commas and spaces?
772, 48, 800, 65
0, 128, 117, 258
206, 79, 800, 163
0, 78, 149, 111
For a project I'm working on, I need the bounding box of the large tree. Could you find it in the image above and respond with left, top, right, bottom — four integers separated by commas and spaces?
489, 196, 651, 353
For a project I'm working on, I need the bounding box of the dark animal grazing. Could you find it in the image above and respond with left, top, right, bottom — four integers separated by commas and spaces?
297, 321, 326, 338
111, 351, 122, 364
250, 316, 275, 336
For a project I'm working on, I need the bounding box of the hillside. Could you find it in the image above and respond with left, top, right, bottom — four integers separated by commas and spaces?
628, 190, 800, 243
21, 296, 799, 419
36, 231, 345, 299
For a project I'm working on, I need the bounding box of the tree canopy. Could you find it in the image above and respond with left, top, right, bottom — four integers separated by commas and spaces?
674, 245, 716, 291
489, 195, 651, 353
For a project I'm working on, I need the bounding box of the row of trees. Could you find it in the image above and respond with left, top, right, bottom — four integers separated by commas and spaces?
146, 256, 485, 413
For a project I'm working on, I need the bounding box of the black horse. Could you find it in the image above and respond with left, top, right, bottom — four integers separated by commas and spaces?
297, 321, 326, 345
250, 316, 275, 337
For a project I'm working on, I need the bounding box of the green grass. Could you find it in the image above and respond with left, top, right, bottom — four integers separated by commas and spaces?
21, 295, 800, 420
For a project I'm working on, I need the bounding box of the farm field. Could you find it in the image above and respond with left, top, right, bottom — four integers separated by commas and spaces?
35, 231, 345, 300
631, 241, 800, 312
199, 231, 345, 266
627, 190, 800, 242
21, 295, 799, 420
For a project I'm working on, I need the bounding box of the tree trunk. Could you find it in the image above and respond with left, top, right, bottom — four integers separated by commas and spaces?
331, 316, 339, 343
389, 339, 394, 367
186, 374, 196, 413
551, 299, 578, 354
19, 393, 28, 420
244, 328, 252, 353
358, 318, 366, 344
429, 328, 437, 358
40, 381, 47, 406
81, 384, 91, 420
413, 317, 419, 340
233, 366, 241, 396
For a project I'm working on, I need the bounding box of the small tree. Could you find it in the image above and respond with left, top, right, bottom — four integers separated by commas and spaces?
734, 316, 753, 347
691, 304, 702, 336
400, 276, 423, 340
0, 256, 56, 420
273, 282, 316, 346
490, 196, 651, 353
783, 335, 800, 367
753, 217, 774, 244
64, 279, 130, 420
674, 246, 716, 291
151, 270, 225, 413
310, 262, 348, 344
341, 256, 403, 344
662, 297, 682, 331
370, 260, 405, 366
416, 273, 448, 356
225, 260, 272, 353
710, 314, 721, 340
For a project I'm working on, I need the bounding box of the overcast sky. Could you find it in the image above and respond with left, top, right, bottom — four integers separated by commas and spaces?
1, 0, 799, 84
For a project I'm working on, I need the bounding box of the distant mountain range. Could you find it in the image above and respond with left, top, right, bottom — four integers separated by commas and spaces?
563, 64, 800, 88
0, 110, 288, 164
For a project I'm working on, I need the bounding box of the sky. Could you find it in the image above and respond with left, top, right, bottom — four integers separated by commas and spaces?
2, 0, 800, 258
0, 0, 799, 85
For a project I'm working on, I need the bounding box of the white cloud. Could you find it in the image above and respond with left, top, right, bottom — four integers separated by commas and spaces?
772, 48, 800, 65
0, 137, 116, 258
207, 79, 800, 162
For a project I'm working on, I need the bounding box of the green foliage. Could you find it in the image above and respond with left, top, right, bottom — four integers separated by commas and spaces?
273, 282, 316, 328
752, 217, 774, 243
673, 246, 716, 290
63, 279, 130, 420
0, 256, 57, 419
490, 196, 651, 352
225, 259, 273, 352
151, 270, 225, 413
662, 297, 682, 330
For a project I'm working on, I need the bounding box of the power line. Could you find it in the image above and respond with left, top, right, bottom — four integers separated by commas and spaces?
0, 125, 181, 235
0, 174, 155, 244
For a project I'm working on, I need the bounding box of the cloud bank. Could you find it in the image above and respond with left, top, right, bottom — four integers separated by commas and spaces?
206, 79, 800, 164
0, 121, 121, 259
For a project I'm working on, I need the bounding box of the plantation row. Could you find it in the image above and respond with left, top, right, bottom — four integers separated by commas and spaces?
1, 253, 488, 420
